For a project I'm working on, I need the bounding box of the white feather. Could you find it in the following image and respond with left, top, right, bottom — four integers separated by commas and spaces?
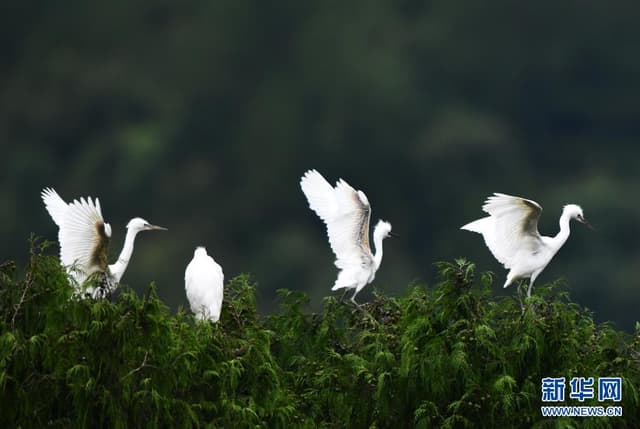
300, 170, 392, 304
41, 189, 108, 285
59, 196, 106, 278
462, 193, 543, 269
41, 188, 69, 227
461, 192, 589, 297
185, 247, 224, 322
300, 170, 372, 269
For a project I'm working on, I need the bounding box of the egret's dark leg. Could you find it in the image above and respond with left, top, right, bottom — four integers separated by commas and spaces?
351, 289, 379, 327
527, 273, 540, 298
350, 289, 364, 311
516, 282, 525, 312
338, 288, 349, 304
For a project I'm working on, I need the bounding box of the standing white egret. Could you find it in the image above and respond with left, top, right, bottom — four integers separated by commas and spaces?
184, 246, 224, 322
300, 169, 394, 306
41, 188, 167, 297
461, 193, 592, 297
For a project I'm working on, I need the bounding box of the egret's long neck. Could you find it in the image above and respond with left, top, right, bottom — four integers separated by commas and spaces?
372, 230, 385, 272
109, 228, 139, 282
550, 210, 572, 252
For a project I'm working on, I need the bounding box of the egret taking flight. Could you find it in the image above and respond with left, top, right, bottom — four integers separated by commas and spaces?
184, 247, 224, 322
461, 193, 592, 297
300, 169, 394, 306
41, 188, 167, 297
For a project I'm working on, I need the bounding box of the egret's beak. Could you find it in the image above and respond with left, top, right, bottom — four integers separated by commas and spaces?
389, 232, 399, 238
146, 224, 168, 231
580, 218, 594, 230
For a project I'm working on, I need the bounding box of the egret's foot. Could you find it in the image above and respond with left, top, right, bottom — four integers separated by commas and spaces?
348, 300, 379, 326
350, 297, 365, 312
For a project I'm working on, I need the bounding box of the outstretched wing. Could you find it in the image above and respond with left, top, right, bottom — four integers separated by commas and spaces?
41, 188, 69, 227
462, 193, 543, 269
300, 170, 372, 270
59, 196, 110, 275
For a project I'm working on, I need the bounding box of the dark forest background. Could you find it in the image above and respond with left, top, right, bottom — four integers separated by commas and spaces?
1, 1, 639, 329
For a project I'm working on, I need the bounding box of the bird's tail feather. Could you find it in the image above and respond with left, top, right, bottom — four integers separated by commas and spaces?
332, 269, 357, 290
460, 217, 490, 233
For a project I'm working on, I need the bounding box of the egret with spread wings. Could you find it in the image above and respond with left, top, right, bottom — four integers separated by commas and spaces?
41, 188, 167, 298
185, 246, 224, 322
461, 193, 592, 297
300, 169, 393, 306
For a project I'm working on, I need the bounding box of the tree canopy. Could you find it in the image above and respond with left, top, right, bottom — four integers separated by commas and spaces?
1, 242, 639, 427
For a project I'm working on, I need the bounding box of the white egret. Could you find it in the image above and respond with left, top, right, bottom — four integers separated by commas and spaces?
461, 192, 592, 298
184, 246, 224, 322
300, 169, 394, 306
41, 188, 167, 297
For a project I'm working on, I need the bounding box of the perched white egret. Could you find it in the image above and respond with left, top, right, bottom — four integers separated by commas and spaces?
461, 193, 592, 297
300, 169, 394, 306
184, 247, 224, 322
41, 188, 167, 297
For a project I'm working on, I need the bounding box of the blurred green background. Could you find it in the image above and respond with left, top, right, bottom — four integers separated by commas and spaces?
2, 1, 639, 329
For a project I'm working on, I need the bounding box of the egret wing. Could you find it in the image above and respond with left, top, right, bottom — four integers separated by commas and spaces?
480, 193, 543, 268
59, 196, 109, 275
300, 170, 372, 270
299, 170, 340, 222
330, 180, 372, 267
41, 188, 69, 227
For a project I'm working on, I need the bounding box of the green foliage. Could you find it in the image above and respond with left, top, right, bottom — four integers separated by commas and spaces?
1, 246, 639, 428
